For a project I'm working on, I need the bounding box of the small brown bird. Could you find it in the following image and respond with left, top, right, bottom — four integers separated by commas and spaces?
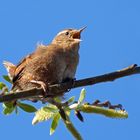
3, 27, 85, 102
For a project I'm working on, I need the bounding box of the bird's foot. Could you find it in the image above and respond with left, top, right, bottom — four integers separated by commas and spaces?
92, 100, 123, 110
62, 77, 76, 92
62, 77, 76, 83
30, 80, 49, 97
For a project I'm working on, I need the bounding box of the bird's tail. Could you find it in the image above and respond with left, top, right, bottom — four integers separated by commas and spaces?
3, 61, 16, 81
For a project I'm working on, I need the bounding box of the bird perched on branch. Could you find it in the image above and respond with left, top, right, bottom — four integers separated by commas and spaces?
3, 27, 86, 102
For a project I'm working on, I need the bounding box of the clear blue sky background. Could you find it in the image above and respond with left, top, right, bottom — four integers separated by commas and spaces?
0, 0, 140, 140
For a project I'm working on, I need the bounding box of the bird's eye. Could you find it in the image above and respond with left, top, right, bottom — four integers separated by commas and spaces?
65, 32, 69, 36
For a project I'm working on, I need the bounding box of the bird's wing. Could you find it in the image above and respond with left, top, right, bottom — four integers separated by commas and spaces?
12, 53, 35, 83
3, 53, 35, 83
12, 44, 47, 83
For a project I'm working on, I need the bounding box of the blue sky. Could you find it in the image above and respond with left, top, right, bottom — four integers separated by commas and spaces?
0, 0, 140, 139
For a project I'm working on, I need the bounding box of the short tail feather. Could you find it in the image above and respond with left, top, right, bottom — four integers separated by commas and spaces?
3, 61, 16, 80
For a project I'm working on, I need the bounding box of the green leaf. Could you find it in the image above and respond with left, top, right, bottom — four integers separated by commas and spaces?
3, 75, 12, 83
78, 88, 86, 104
32, 107, 55, 125
62, 114, 83, 140
3, 102, 14, 108
54, 97, 61, 103
43, 106, 58, 113
80, 104, 128, 119
3, 106, 15, 115
0, 82, 6, 90
50, 113, 61, 135
67, 96, 75, 104
3, 102, 15, 115
17, 102, 37, 113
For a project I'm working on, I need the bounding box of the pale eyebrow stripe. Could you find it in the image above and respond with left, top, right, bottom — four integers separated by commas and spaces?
57, 30, 68, 36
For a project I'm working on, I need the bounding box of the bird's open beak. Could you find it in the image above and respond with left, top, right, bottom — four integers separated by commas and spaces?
72, 26, 86, 42
78, 26, 87, 33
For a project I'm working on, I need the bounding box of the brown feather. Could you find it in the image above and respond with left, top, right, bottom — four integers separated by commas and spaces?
9, 28, 85, 99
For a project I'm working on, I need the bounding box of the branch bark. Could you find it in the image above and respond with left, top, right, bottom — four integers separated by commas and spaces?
0, 64, 140, 103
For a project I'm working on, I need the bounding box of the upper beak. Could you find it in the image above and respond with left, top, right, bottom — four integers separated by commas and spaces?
78, 26, 87, 33
72, 26, 86, 39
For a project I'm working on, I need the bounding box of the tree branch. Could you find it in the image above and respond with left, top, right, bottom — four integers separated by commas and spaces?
0, 64, 140, 103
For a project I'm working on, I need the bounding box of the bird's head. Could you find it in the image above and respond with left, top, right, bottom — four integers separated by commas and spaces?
52, 27, 86, 48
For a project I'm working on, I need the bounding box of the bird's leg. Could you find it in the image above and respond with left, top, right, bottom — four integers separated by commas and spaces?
70, 78, 76, 87
92, 100, 123, 110
62, 77, 76, 92
62, 77, 76, 84
28, 83, 68, 120
30, 80, 49, 97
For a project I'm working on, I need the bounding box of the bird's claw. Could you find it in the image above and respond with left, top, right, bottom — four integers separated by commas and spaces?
62, 78, 76, 92
30, 80, 49, 97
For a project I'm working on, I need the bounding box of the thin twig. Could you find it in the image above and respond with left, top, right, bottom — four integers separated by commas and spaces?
0, 64, 140, 103
62, 114, 83, 140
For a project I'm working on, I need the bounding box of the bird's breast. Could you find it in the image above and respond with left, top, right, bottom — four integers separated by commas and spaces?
63, 52, 79, 80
